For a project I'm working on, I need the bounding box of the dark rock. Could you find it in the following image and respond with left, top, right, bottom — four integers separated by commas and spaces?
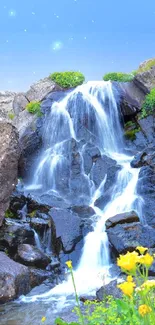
138, 115, 154, 145
71, 205, 95, 219
30, 217, 49, 232
96, 280, 122, 300
90, 155, 120, 190
107, 222, 155, 255
105, 211, 139, 229
137, 165, 155, 226
29, 268, 53, 288
49, 208, 82, 253
17, 244, 50, 268
0, 221, 35, 250
0, 120, 19, 226
0, 252, 30, 303
131, 150, 155, 168
25, 77, 62, 102
113, 81, 145, 119
82, 143, 101, 175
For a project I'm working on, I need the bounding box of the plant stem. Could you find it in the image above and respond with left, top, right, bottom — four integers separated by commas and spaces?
70, 269, 85, 325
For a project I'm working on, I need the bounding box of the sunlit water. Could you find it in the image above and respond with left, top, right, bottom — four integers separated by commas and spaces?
0, 81, 142, 324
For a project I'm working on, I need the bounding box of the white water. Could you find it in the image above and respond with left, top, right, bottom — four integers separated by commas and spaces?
22, 81, 142, 303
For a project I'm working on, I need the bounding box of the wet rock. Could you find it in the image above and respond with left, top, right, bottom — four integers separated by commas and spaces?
49, 208, 82, 253
0, 221, 35, 251
71, 205, 95, 219
107, 222, 155, 255
138, 115, 154, 145
134, 65, 155, 93
0, 252, 30, 303
105, 211, 139, 229
29, 268, 53, 288
83, 143, 101, 175
30, 217, 49, 232
0, 120, 19, 226
137, 165, 155, 226
0, 91, 16, 118
17, 244, 50, 268
90, 155, 120, 190
96, 280, 122, 300
131, 150, 155, 168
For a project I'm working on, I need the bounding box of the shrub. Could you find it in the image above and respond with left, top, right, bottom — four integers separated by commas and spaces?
124, 128, 140, 141
26, 101, 42, 116
103, 72, 134, 82
55, 248, 155, 325
140, 88, 155, 119
50, 71, 85, 88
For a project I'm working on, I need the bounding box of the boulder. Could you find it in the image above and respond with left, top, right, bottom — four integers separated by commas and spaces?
105, 211, 139, 229
134, 65, 155, 93
131, 150, 155, 168
17, 244, 50, 268
90, 155, 120, 190
113, 81, 145, 118
0, 120, 19, 226
13, 93, 29, 115
0, 91, 16, 118
49, 208, 82, 253
96, 280, 122, 300
0, 221, 35, 250
0, 252, 30, 303
29, 268, 54, 288
107, 222, 155, 255
25, 77, 62, 102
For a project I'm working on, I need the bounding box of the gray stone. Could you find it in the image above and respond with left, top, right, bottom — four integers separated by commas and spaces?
25, 77, 62, 102
134, 65, 155, 93
96, 280, 122, 300
13, 92, 29, 115
29, 268, 53, 288
0, 91, 16, 118
0, 252, 30, 303
0, 120, 19, 226
17, 244, 50, 268
107, 222, 155, 254
105, 211, 139, 229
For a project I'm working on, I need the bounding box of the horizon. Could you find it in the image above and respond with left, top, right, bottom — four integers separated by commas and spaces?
0, 0, 155, 91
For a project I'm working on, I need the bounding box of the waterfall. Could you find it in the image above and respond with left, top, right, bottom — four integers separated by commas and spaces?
22, 81, 142, 302
33, 229, 42, 251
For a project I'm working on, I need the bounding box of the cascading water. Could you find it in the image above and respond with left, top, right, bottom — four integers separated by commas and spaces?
22, 81, 142, 303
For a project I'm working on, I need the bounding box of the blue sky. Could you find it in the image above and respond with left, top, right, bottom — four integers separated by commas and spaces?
0, 0, 155, 91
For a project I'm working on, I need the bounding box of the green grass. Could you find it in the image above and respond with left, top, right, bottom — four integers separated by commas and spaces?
50, 71, 85, 88
124, 128, 140, 141
26, 101, 42, 117
140, 88, 155, 119
103, 72, 134, 82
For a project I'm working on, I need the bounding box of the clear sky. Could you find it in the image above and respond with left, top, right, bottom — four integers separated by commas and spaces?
0, 0, 155, 91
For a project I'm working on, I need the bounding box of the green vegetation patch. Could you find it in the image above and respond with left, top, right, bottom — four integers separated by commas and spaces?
136, 58, 155, 74
26, 101, 42, 117
139, 88, 155, 119
8, 112, 15, 120
103, 72, 134, 82
50, 71, 85, 88
5, 209, 14, 219
124, 128, 140, 141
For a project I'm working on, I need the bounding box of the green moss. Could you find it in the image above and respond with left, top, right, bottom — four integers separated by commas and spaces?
29, 210, 37, 218
136, 58, 155, 74
8, 112, 15, 120
50, 71, 85, 88
5, 209, 14, 219
103, 72, 134, 82
26, 101, 42, 117
124, 121, 136, 128
124, 128, 140, 141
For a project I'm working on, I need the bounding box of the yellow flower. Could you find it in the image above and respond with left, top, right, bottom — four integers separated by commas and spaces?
117, 281, 136, 297
41, 317, 46, 322
127, 275, 133, 282
142, 280, 155, 289
136, 246, 148, 255
117, 251, 139, 271
138, 304, 152, 317
138, 253, 153, 267
65, 260, 72, 268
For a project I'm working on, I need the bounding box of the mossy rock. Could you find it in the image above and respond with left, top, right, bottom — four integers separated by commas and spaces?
103, 72, 134, 82
49, 71, 85, 88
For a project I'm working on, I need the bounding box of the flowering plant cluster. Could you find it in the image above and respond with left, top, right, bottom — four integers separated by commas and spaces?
53, 247, 155, 325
